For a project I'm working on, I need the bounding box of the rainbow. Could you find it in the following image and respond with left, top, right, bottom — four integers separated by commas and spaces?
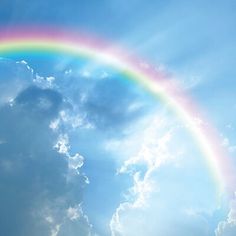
0, 28, 235, 197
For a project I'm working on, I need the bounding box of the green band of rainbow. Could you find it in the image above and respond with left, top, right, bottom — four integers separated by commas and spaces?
0, 28, 235, 197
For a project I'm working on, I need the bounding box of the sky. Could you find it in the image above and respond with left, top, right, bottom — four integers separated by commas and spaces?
0, 1, 236, 236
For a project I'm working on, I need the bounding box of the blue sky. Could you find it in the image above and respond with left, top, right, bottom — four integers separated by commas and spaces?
0, 1, 236, 236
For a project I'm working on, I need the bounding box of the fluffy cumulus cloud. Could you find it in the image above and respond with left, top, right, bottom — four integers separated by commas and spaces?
0, 60, 94, 236
109, 115, 223, 236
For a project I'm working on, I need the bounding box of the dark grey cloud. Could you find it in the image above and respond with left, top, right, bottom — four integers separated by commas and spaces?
15, 85, 63, 120
82, 78, 144, 130
0, 85, 93, 236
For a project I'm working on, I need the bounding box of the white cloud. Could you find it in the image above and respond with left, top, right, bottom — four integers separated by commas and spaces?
67, 205, 82, 221
118, 115, 179, 174
68, 153, 84, 170
215, 194, 236, 236
109, 112, 219, 236
16, 60, 34, 74
110, 116, 181, 235
33, 74, 56, 88
54, 134, 85, 171
50, 118, 60, 131
59, 110, 93, 130
54, 134, 70, 154
64, 69, 73, 75
51, 224, 61, 236
80, 70, 91, 78
127, 102, 144, 113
